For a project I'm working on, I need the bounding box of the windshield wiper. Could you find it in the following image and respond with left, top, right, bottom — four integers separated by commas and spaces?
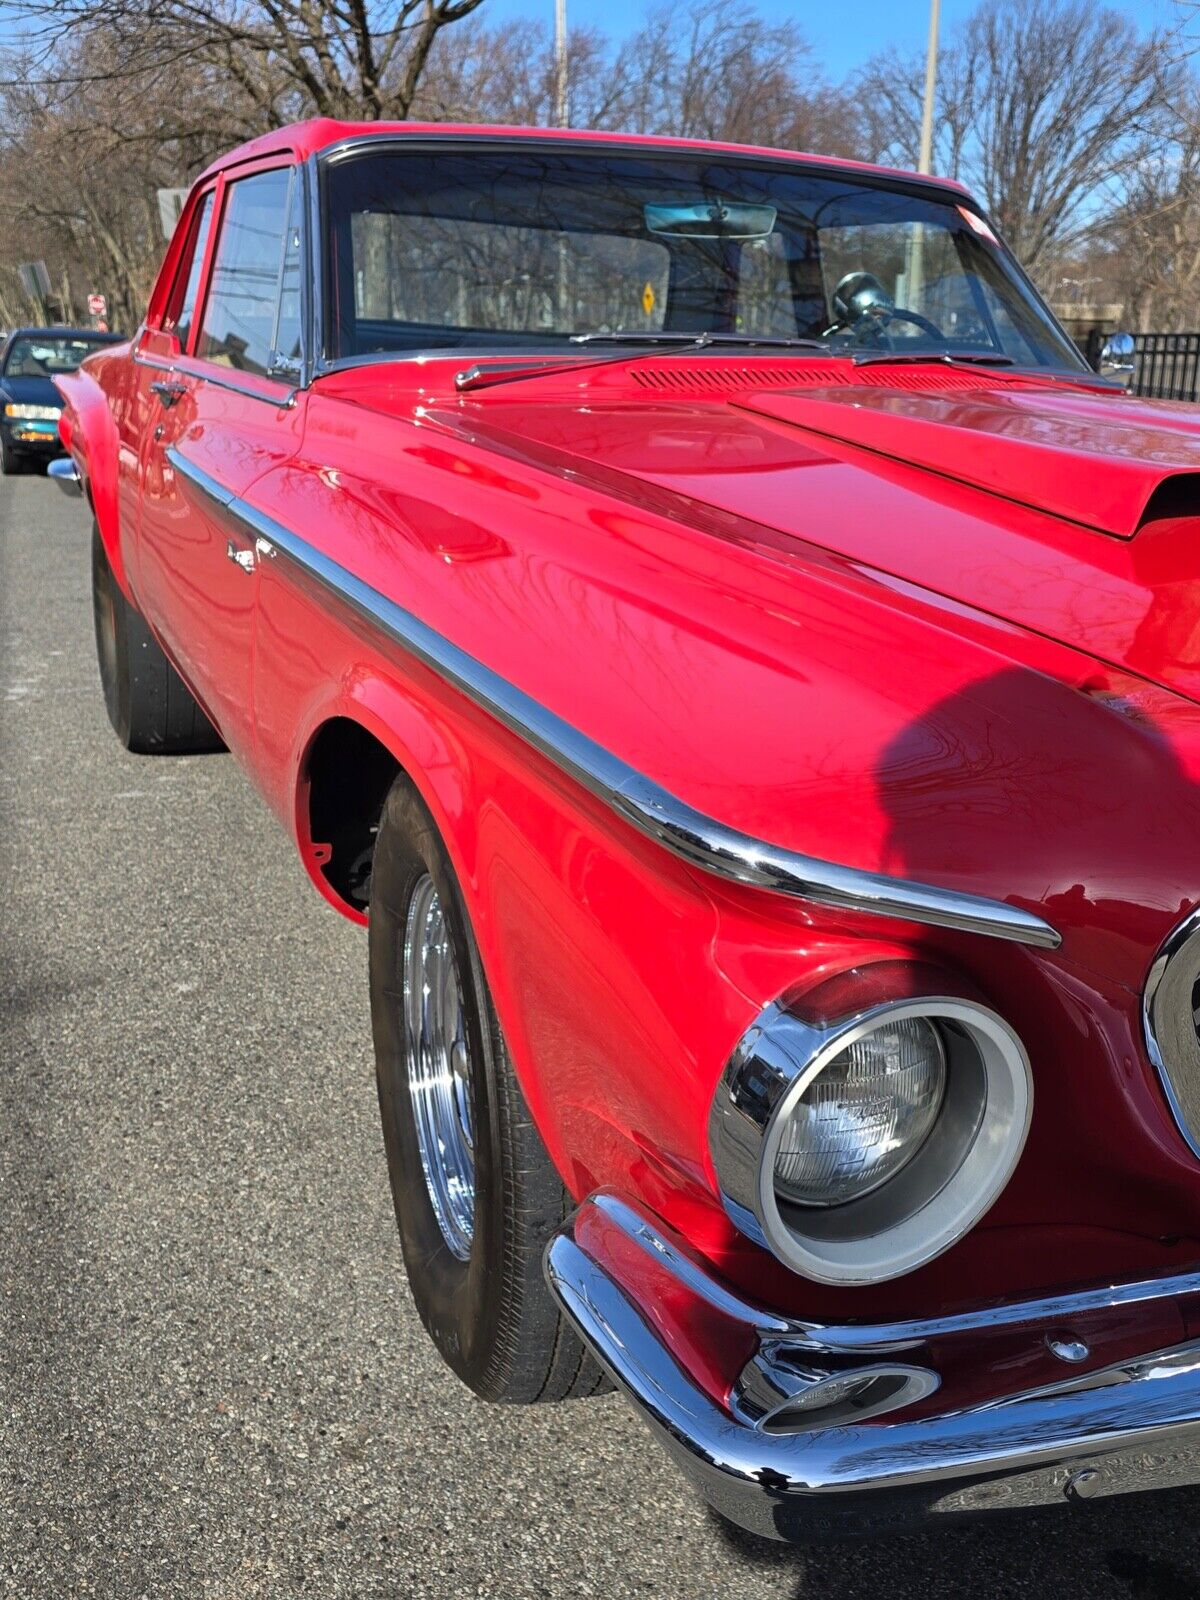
852, 350, 1017, 368
455, 331, 835, 392
568, 331, 831, 351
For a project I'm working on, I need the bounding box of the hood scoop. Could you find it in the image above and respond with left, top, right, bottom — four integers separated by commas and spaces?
736, 384, 1200, 538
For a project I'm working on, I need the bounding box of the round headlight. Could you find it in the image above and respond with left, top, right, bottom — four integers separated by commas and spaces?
708, 992, 1033, 1285
774, 1016, 946, 1207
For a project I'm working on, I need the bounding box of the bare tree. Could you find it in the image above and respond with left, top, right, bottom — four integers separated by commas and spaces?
859, 0, 1177, 274
5, 0, 486, 129
615, 0, 863, 155
414, 0, 865, 157
0, 30, 234, 330
1103, 84, 1200, 329
414, 19, 632, 130
0, 0, 967, 338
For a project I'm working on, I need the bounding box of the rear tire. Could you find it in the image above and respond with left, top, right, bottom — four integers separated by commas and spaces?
369, 773, 606, 1404
91, 523, 224, 755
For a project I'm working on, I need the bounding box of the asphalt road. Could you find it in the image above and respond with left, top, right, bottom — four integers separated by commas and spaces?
6, 470, 1200, 1599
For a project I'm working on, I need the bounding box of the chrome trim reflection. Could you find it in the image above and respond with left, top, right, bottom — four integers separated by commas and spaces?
545, 1192, 1200, 1540
165, 445, 1060, 948
1144, 906, 1200, 1161
404, 872, 476, 1260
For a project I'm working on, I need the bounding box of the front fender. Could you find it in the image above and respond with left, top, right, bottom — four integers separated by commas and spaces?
55, 363, 127, 598
289, 675, 468, 926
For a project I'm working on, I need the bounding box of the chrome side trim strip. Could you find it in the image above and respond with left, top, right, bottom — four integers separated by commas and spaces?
166, 445, 1060, 948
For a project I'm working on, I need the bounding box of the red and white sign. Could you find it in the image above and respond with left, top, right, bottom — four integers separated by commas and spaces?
87, 292, 107, 318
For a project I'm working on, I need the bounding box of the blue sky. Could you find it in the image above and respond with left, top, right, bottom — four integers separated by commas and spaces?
482, 0, 1184, 78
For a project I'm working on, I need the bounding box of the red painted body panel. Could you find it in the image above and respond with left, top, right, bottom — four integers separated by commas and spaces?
66, 124, 1200, 1330
56, 344, 138, 597
217, 364, 1200, 1321
737, 384, 1200, 537
137, 363, 304, 762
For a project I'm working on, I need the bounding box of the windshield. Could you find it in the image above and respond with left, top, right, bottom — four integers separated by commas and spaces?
323, 146, 1085, 373
3, 336, 107, 377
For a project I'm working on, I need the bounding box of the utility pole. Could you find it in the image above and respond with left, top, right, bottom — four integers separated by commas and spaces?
918, 0, 941, 175
908, 0, 941, 308
554, 0, 569, 128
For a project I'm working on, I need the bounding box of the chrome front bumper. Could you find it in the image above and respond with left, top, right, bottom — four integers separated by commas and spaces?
544, 1193, 1200, 1540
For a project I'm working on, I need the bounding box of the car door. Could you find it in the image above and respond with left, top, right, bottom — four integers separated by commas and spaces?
137, 161, 306, 764
120, 187, 217, 587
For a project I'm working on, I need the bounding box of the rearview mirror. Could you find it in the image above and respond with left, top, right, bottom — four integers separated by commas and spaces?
644, 201, 777, 239
1098, 331, 1136, 388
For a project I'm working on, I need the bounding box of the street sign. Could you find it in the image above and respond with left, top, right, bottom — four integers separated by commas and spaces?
87, 292, 107, 319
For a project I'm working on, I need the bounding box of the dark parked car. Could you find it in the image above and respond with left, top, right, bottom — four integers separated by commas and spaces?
0, 326, 121, 474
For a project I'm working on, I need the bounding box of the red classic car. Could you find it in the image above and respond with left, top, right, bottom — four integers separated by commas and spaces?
53, 119, 1200, 1540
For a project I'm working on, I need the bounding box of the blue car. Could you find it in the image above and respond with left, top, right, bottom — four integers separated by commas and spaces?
0, 325, 122, 475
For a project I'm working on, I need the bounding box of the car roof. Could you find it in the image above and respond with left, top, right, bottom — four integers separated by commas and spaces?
196, 118, 974, 201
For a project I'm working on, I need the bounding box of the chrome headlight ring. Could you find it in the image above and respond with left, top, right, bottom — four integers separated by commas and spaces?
1143, 906, 1200, 1161
708, 995, 1033, 1285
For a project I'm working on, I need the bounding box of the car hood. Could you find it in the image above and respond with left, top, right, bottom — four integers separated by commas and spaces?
0, 373, 62, 407
430, 373, 1200, 708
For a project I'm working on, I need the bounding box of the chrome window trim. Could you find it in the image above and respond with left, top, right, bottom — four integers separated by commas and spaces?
1144, 906, 1200, 1160
165, 444, 1059, 948
298, 156, 318, 390
309, 130, 1089, 378
133, 353, 297, 409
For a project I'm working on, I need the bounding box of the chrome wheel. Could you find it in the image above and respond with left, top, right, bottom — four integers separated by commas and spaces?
403, 873, 476, 1260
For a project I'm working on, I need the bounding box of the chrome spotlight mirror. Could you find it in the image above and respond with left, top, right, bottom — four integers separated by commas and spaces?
1098, 331, 1136, 388
47, 457, 81, 497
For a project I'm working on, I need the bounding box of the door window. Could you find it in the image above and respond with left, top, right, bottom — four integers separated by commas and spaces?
274, 178, 304, 370
165, 190, 214, 348
197, 168, 297, 377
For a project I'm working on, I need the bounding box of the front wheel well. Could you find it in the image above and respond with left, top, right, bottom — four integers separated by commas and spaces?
304, 718, 401, 914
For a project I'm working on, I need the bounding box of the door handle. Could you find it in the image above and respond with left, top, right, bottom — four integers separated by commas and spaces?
150, 379, 187, 408
226, 540, 256, 573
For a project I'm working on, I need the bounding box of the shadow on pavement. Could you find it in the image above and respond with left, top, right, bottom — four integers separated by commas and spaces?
709, 1488, 1200, 1598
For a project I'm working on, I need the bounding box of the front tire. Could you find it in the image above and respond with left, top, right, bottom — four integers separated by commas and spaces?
369, 773, 605, 1403
91, 523, 224, 755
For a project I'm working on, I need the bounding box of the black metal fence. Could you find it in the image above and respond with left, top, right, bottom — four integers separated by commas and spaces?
1131, 333, 1200, 403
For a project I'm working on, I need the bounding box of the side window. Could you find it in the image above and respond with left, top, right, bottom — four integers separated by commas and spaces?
197, 168, 295, 377
274, 178, 304, 370
165, 191, 214, 348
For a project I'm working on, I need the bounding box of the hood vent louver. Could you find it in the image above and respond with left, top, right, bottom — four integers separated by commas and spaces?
629, 363, 993, 396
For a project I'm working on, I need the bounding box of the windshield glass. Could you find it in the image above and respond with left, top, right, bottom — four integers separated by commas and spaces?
323, 147, 1085, 372
3, 336, 107, 377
